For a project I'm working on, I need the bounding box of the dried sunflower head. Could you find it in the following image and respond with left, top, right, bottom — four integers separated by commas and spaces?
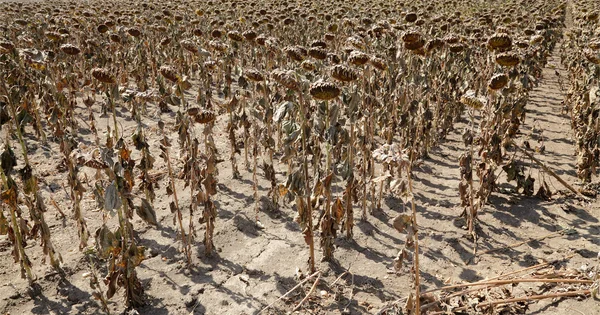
405, 12, 418, 23
449, 43, 465, 53
310, 40, 327, 49
402, 30, 422, 44
60, 44, 81, 55
109, 34, 121, 43
444, 34, 460, 44
208, 40, 227, 52
245, 68, 264, 82
211, 29, 223, 38
348, 50, 369, 66
97, 24, 109, 33
460, 90, 485, 110
194, 110, 216, 124
127, 27, 141, 37
227, 31, 244, 42
346, 36, 365, 50
45, 31, 61, 41
309, 81, 340, 101
160, 66, 179, 83
515, 40, 529, 49
530, 35, 544, 45
91, 68, 115, 84
330, 65, 358, 82
271, 69, 300, 90
308, 47, 328, 60
488, 73, 509, 90
426, 38, 445, 52
284, 46, 305, 62
301, 60, 316, 71
255, 34, 267, 46
0, 40, 14, 51
404, 39, 425, 50
487, 33, 512, 51
584, 49, 600, 64
495, 52, 520, 67
243, 30, 257, 41
180, 39, 198, 54
370, 56, 387, 71
160, 37, 171, 46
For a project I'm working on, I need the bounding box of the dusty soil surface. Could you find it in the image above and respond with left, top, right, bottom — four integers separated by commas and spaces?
1, 4, 599, 315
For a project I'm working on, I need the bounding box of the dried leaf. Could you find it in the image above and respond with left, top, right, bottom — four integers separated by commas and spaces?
1, 145, 17, 173
273, 101, 293, 123
104, 181, 122, 211
404, 292, 414, 311
136, 199, 157, 226
106, 272, 118, 299
333, 198, 344, 224
392, 214, 412, 233
0, 211, 7, 235
1, 186, 17, 207
95, 225, 118, 258
277, 184, 289, 197
128, 244, 146, 267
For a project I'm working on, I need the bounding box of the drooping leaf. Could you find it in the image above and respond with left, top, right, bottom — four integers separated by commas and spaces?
106, 271, 118, 299
273, 101, 293, 123
333, 198, 344, 224
95, 225, 118, 258
128, 244, 146, 267
136, 199, 157, 226
0, 211, 8, 235
1, 145, 17, 173
104, 181, 122, 212
1, 185, 17, 207
392, 214, 412, 234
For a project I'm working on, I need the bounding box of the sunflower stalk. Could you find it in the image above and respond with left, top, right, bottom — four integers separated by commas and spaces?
2, 77, 62, 270
158, 123, 191, 266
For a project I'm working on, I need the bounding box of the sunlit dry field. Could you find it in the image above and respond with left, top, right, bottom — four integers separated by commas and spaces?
0, 0, 599, 314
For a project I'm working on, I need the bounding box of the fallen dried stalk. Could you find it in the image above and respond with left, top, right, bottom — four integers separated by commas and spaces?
422, 278, 593, 294
429, 289, 591, 314
421, 255, 576, 311
483, 254, 576, 281
257, 271, 320, 314
292, 271, 321, 312
330, 271, 349, 287
422, 285, 494, 311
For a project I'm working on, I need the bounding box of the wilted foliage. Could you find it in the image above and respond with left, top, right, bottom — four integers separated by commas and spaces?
0, 0, 589, 313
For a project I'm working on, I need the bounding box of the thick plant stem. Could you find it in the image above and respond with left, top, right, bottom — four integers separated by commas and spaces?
407, 165, 420, 315
322, 100, 334, 261
4, 80, 62, 270
345, 121, 355, 239
164, 146, 191, 266
467, 109, 477, 246
108, 85, 119, 141
298, 92, 315, 273
0, 169, 35, 283
8, 203, 35, 282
